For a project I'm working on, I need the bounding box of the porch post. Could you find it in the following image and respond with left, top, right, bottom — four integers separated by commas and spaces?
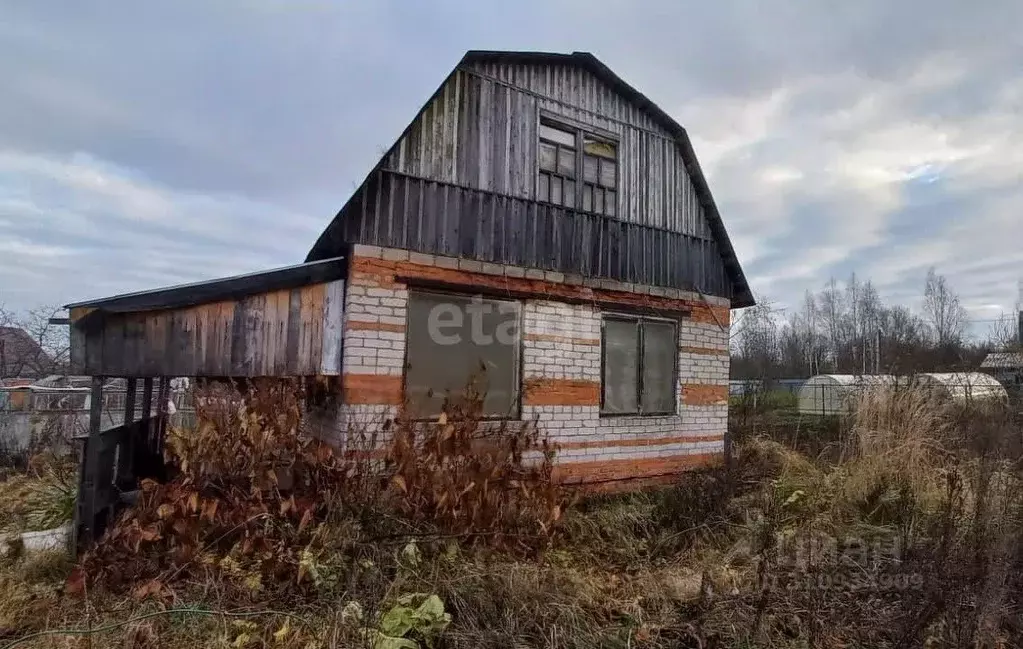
74, 375, 105, 551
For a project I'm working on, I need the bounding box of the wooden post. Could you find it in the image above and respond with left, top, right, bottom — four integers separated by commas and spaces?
74, 376, 105, 551
156, 378, 171, 454
116, 379, 137, 486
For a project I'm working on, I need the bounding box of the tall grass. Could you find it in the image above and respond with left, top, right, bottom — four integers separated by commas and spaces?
3, 380, 1023, 647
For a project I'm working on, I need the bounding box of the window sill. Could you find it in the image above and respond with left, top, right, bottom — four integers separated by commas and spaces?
598, 411, 679, 419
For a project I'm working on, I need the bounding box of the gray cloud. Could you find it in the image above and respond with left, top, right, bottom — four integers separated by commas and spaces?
0, 0, 1021, 339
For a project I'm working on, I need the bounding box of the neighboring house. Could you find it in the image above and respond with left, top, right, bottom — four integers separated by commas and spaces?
0, 326, 53, 378
63, 50, 752, 490
979, 351, 1023, 391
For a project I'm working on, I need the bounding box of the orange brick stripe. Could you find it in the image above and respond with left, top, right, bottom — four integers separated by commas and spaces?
523, 378, 600, 406
680, 346, 729, 357
556, 434, 724, 451
343, 374, 403, 405
681, 384, 729, 405
350, 255, 729, 324
553, 452, 724, 486
346, 320, 406, 334
524, 333, 599, 346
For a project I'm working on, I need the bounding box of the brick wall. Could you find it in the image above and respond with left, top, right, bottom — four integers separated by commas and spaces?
337, 244, 731, 487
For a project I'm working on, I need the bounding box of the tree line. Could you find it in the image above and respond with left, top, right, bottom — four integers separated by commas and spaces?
731, 267, 1017, 381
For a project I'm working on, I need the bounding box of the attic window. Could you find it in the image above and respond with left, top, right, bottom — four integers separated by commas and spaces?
537, 118, 617, 216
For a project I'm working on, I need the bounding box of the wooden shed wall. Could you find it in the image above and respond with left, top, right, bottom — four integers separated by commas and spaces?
384, 63, 714, 238
70, 280, 345, 378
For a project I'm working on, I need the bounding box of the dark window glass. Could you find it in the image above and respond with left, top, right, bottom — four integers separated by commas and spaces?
539, 119, 619, 212
602, 319, 639, 414
550, 176, 562, 204
600, 160, 617, 188
557, 148, 575, 177
642, 322, 677, 413
601, 316, 678, 416
405, 292, 521, 418
539, 142, 557, 172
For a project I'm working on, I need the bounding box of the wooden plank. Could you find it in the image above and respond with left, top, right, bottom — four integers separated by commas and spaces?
285, 288, 302, 375
270, 290, 290, 377
459, 187, 476, 258
423, 181, 437, 254
77, 376, 105, 550
319, 280, 345, 375
477, 76, 492, 191
230, 294, 265, 376
306, 284, 325, 375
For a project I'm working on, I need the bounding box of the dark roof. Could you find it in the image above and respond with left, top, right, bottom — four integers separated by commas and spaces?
65, 256, 347, 315
980, 352, 1023, 369
308, 49, 753, 308
0, 327, 52, 378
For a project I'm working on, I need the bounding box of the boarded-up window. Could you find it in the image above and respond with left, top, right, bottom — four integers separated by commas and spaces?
538, 117, 618, 217
405, 291, 521, 418
601, 316, 677, 415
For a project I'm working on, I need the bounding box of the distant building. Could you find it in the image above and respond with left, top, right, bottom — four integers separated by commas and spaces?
0, 327, 53, 379
979, 351, 1023, 391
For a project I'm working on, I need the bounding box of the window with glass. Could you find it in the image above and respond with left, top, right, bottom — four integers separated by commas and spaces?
404, 291, 521, 418
537, 118, 617, 216
601, 315, 677, 416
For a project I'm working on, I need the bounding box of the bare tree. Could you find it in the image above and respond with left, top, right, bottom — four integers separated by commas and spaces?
923, 267, 969, 347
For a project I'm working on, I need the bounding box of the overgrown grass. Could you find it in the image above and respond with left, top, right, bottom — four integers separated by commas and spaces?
0, 453, 76, 535
3, 381, 1023, 648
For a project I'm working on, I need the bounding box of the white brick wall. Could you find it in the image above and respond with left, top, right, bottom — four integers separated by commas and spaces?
341, 285, 408, 376
519, 299, 730, 465
335, 246, 731, 473
522, 301, 600, 381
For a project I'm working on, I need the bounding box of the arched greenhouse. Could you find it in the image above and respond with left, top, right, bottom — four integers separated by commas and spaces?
797, 374, 897, 416
916, 372, 1007, 403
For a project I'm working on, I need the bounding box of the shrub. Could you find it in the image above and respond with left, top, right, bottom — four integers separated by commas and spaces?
75, 378, 564, 600
388, 381, 563, 552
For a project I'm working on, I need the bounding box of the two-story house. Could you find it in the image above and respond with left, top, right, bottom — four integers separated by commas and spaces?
65, 51, 752, 513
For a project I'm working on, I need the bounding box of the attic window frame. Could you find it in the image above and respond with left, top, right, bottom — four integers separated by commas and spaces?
536, 114, 619, 217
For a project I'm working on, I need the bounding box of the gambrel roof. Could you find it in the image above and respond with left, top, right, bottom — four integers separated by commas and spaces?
308, 50, 753, 308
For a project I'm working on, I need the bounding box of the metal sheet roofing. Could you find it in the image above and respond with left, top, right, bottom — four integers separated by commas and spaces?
980, 352, 1023, 369
64, 256, 346, 314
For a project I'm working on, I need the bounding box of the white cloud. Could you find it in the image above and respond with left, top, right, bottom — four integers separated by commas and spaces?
0, 149, 323, 311
0, 0, 1021, 344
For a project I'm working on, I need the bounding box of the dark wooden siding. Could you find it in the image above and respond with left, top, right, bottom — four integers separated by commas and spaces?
341, 170, 730, 297
383, 64, 714, 239
69, 280, 345, 378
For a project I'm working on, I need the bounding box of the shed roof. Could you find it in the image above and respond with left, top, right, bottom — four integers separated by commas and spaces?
0, 326, 53, 378
980, 352, 1023, 369
65, 257, 347, 316
307, 50, 753, 308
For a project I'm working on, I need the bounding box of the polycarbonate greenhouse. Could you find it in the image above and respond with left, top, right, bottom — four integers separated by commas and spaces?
797, 374, 897, 416
798, 372, 1008, 416
917, 373, 1007, 403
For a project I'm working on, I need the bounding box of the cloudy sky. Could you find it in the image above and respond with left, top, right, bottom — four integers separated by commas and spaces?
1, 1, 1021, 337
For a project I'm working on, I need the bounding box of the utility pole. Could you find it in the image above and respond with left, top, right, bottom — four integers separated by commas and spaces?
875, 327, 881, 374
1017, 280, 1023, 347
